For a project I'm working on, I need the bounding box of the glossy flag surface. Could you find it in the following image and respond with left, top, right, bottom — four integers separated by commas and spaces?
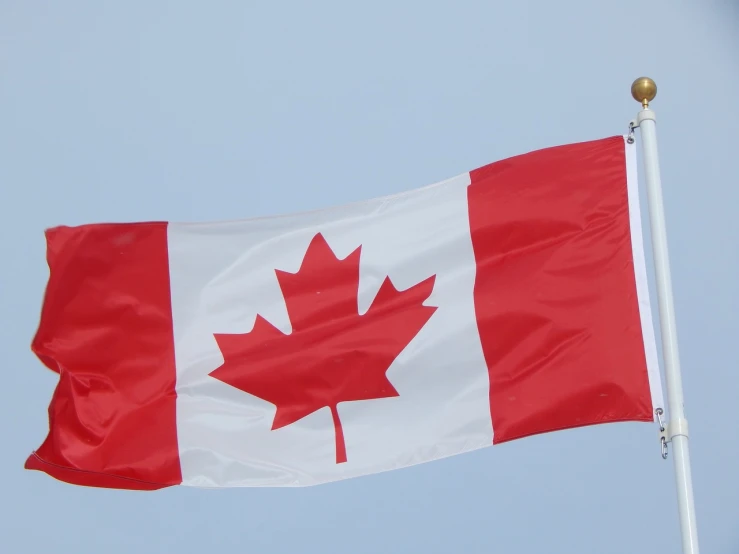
27, 136, 663, 489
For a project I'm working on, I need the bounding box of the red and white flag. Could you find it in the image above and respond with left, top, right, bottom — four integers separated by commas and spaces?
27, 136, 663, 490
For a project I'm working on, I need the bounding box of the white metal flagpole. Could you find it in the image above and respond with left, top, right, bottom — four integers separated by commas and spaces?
630, 77, 700, 554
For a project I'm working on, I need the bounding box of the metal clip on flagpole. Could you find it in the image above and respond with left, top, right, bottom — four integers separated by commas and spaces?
629, 77, 700, 554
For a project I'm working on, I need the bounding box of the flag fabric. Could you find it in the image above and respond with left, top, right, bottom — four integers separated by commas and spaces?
26, 135, 663, 490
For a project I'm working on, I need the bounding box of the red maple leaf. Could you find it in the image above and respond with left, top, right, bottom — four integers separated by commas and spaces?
210, 233, 437, 464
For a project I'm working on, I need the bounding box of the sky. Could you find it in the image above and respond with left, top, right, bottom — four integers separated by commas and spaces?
1, 1, 737, 553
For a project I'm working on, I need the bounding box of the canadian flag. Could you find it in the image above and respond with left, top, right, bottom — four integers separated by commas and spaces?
27, 136, 663, 490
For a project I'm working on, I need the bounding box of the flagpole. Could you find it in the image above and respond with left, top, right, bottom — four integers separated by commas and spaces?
630, 77, 700, 554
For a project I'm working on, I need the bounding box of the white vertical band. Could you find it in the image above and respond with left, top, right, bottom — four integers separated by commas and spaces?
624, 135, 665, 415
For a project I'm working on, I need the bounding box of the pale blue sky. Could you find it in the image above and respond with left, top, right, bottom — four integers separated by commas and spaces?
1, 1, 737, 552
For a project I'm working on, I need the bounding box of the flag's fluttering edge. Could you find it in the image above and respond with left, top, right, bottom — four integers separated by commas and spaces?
26, 136, 663, 489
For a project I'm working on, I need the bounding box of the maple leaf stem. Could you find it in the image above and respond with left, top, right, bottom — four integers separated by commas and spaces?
330, 404, 347, 464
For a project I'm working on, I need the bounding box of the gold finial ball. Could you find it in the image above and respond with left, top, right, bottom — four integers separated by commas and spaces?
631, 77, 657, 107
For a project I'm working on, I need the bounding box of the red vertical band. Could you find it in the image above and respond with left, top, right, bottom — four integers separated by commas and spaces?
468, 137, 653, 444
26, 222, 181, 489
